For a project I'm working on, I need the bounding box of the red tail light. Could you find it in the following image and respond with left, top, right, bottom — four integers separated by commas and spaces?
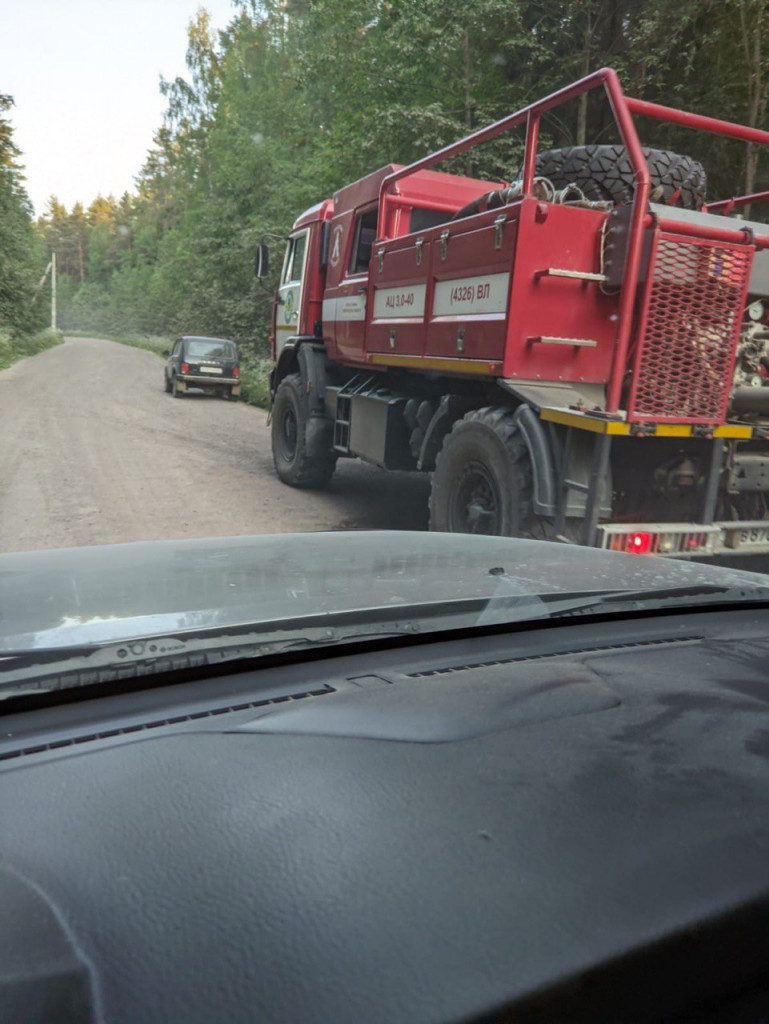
627, 531, 653, 554
181, 362, 190, 374
233, 366, 240, 378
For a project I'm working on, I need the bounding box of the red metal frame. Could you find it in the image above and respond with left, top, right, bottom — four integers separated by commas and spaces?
626, 229, 754, 423
379, 68, 769, 415
705, 191, 769, 215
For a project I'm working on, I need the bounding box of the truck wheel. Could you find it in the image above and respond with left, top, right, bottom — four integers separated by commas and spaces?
272, 374, 336, 488
535, 145, 706, 210
172, 375, 184, 399
429, 407, 533, 536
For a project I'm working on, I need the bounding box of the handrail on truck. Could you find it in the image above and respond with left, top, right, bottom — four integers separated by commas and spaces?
379, 67, 769, 415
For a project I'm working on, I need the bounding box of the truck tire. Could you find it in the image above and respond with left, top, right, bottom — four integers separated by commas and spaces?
535, 145, 706, 210
429, 407, 533, 536
272, 374, 336, 488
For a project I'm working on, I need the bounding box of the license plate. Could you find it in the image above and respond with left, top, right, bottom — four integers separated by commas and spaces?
735, 525, 769, 548
199, 366, 223, 375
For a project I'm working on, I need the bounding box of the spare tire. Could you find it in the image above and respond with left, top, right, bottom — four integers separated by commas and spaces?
534, 145, 706, 210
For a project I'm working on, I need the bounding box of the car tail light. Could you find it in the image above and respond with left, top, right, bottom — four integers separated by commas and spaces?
181, 362, 190, 374
233, 366, 240, 378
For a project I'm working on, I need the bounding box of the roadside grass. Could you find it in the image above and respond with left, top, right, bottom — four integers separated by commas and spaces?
239, 357, 273, 408
63, 329, 273, 409
0, 328, 65, 370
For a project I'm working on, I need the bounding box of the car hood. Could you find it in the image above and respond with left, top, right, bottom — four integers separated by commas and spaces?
2, 532, 768, 653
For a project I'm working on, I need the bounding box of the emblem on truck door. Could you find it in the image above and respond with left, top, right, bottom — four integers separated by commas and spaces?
284, 289, 294, 324
329, 225, 343, 268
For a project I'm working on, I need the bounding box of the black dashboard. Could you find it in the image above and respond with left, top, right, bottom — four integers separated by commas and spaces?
3, 608, 769, 1023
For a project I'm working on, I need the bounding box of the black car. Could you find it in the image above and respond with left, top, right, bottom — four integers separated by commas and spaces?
163, 335, 240, 400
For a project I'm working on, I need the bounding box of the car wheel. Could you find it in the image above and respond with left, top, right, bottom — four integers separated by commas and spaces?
172, 375, 184, 399
164, 373, 172, 394
271, 374, 336, 488
429, 407, 533, 536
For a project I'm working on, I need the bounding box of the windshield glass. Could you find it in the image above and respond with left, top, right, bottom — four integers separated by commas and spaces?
184, 340, 235, 360
4, 2, 769, 684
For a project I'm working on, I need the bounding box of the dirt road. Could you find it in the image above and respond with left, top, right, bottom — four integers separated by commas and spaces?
0, 337, 430, 552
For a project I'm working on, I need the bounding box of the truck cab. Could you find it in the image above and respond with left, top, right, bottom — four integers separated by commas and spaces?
273, 166, 506, 372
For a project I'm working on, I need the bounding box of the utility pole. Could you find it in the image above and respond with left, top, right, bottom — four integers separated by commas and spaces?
51, 251, 57, 331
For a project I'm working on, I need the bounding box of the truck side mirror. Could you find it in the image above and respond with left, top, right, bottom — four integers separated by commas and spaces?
254, 244, 269, 279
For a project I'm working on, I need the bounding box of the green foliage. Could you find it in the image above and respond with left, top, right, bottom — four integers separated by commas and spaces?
83, 332, 172, 358
239, 355, 273, 409
33, 0, 769, 350
0, 95, 47, 335
0, 327, 63, 370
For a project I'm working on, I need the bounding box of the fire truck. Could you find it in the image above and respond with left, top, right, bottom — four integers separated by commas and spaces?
260, 68, 769, 556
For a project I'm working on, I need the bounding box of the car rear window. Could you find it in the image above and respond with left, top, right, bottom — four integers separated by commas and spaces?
185, 340, 236, 360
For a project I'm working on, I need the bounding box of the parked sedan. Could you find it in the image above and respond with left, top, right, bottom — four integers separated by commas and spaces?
164, 335, 240, 400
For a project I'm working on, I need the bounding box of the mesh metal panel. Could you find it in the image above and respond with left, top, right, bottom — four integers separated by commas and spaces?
627, 232, 753, 423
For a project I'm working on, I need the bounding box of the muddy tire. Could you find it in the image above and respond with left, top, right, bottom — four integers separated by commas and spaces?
164, 373, 172, 394
171, 375, 184, 399
535, 145, 706, 210
271, 374, 336, 488
429, 407, 533, 536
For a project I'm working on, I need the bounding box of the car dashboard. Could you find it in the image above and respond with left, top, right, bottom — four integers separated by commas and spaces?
3, 607, 769, 1023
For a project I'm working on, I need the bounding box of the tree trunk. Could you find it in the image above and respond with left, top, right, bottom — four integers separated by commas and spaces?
576, 13, 593, 147
739, 0, 768, 216
463, 27, 474, 177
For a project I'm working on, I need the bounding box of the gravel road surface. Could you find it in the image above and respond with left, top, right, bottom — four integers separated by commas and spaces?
0, 337, 430, 553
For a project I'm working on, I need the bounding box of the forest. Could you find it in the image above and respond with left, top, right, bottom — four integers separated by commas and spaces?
4, 0, 769, 360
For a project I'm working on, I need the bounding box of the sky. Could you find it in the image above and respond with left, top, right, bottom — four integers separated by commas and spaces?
3, 0, 239, 216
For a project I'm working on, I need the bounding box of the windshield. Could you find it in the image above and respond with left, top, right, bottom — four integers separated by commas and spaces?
184, 340, 236, 360
4, 2, 769, 684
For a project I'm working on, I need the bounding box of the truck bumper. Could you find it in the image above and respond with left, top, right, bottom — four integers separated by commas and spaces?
598, 521, 769, 557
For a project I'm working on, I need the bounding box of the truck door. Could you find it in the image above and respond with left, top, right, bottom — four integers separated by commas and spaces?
276, 230, 309, 359
322, 207, 376, 366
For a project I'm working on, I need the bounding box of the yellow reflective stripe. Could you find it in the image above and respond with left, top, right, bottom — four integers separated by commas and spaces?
539, 408, 629, 434
368, 353, 501, 375
654, 425, 693, 437
540, 408, 756, 438
714, 425, 754, 438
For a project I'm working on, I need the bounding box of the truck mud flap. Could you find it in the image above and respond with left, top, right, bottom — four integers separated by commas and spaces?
297, 343, 332, 418
512, 405, 557, 517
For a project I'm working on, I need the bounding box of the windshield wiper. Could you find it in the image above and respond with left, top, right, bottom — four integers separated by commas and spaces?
0, 620, 425, 696
486, 581, 769, 621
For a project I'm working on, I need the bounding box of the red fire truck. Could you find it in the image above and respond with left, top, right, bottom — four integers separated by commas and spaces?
261, 68, 769, 557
